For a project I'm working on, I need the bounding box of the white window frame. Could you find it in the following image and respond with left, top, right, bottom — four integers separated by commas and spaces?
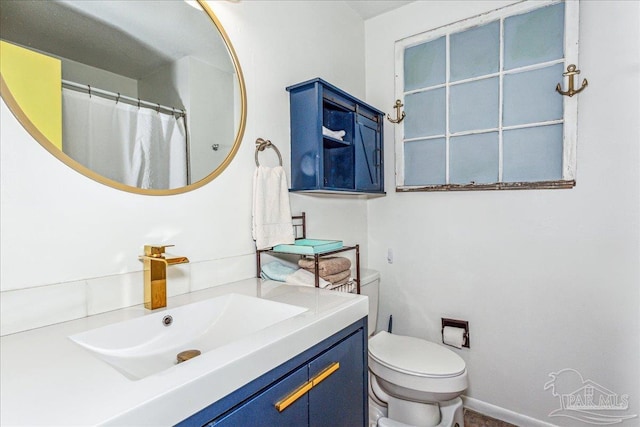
394, 0, 580, 192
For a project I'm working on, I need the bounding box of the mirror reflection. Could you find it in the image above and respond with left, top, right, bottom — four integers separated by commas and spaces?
0, 0, 246, 193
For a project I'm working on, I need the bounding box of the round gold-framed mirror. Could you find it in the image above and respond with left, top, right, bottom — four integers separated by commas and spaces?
0, 0, 246, 195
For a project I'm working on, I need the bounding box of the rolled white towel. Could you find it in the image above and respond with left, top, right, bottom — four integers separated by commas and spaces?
285, 269, 331, 288
261, 261, 298, 282
322, 126, 346, 141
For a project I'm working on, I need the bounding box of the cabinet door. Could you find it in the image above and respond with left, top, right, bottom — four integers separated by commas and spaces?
210, 365, 309, 427
290, 84, 323, 190
355, 114, 382, 191
308, 329, 365, 427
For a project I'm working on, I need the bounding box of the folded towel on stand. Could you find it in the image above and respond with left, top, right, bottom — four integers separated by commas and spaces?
330, 276, 352, 287
261, 261, 331, 288
261, 261, 298, 282
298, 256, 351, 276
321, 269, 351, 284
252, 166, 295, 250
285, 269, 331, 288
322, 126, 346, 140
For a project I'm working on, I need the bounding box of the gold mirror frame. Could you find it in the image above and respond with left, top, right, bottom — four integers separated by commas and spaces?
0, 0, 246, 196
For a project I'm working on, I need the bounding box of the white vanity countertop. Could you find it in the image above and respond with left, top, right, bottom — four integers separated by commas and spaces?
0, 278, 368, 426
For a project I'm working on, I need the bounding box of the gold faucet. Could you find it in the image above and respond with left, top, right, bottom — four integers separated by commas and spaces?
139, 244, 189, 310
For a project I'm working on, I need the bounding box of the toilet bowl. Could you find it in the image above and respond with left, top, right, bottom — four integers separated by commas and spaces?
360, 270, 468, 427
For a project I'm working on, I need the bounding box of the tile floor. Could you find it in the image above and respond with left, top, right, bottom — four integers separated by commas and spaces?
464, 409, 519, 427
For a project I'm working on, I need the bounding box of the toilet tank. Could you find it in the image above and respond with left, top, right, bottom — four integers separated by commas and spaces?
359, 268, 380, 336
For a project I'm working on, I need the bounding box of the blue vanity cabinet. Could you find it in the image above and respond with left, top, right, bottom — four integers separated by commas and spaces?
308, 326, 365, 426
286, 78, 385, 195
177, 318, 368, 427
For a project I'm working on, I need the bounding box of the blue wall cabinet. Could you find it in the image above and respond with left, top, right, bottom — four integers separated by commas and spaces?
177, 318, 368, 427
287, 78, 385, 195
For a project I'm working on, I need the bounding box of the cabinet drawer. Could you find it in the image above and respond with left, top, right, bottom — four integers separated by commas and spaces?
209, 366, 308, 426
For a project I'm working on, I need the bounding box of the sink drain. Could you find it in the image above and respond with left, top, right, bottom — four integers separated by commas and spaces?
162, 315, 173, 326
177, 349, 201, 364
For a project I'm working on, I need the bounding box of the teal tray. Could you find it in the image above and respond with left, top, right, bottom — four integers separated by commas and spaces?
271, 239, 343, 255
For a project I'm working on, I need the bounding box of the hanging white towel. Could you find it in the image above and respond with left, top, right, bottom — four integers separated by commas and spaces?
252, 166, 295, 250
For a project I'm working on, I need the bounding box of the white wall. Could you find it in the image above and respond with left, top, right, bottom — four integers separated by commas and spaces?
0, 1, 369, 334
138, 58, 185, 109
365, 1, 639, 425
187, 57, 234, 183
62, 57, 138, 98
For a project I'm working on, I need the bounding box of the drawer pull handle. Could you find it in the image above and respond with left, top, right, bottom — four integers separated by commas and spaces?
311, 362, 340, 386
275, 381, 313, 412
274, 362, 340, 413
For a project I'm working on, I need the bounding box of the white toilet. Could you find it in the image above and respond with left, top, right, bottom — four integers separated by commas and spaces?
360, 269, 468, 427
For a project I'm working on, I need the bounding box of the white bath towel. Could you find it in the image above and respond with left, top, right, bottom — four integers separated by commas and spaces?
252, 166, 295, 250
285, 268, 331, 288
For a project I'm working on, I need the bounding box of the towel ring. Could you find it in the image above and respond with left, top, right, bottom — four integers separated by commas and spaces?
255, 138, 283, 167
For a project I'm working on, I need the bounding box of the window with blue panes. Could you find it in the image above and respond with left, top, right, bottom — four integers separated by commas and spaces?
395, 0, 579, 191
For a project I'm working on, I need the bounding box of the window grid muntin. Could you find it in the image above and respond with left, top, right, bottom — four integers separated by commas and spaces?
404, 56, 564, 96
498, 15, 505, 182
444, 31, 451, 183
404, 117, 564, 145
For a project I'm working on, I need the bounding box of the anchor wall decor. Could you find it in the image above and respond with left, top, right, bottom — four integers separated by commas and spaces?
387, 99, 406, 124
556, 64, 588, 97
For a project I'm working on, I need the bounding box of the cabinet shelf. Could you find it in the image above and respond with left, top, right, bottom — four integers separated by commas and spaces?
323, 135, 351, 148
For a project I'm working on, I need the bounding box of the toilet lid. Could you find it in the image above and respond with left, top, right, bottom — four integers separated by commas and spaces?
368, 331, 466, 378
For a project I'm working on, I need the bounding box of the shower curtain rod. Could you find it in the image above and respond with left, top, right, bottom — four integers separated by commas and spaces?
62, 79, 186, 118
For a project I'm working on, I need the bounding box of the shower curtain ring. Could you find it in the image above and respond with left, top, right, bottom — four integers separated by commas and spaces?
156, 103, 161, 113
137, 99, 141, 109
88, 85, 92, 98
116, 93, 120, 104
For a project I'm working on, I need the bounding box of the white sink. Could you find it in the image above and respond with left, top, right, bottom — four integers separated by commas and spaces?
69, 293, 307, 380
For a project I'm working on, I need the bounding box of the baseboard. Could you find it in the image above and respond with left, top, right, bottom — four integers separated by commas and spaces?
462, 396, 558, 427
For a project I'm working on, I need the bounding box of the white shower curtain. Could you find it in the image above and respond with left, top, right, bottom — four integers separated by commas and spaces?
62, 88, 187, 189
